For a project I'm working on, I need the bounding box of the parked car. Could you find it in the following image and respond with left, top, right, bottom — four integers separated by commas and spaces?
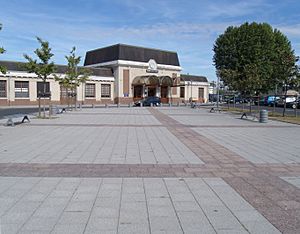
227, 96, 243, 104
134, 96, 161, 106
294, 97, 300, 109
265, 96, 280, 106
254, 97, 265, 106
276, 96, 297, 108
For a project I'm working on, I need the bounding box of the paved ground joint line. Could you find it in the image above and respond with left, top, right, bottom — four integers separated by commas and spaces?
116, 178, 124, 234
142, 178, 152, 234
162, 178, 184, 233
82, 178, 104, 234
183, 179, 217, 234
49, 179, 83, 234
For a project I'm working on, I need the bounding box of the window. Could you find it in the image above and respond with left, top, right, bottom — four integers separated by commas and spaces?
180, 87, 185, 98
60, 85, 68, 98
0, 80, 6, 97
85, 83, 95, 98
101, 84, 111, 98
15, 81, 29, 98
37, 82, 50, 97
198, 88, 204, 99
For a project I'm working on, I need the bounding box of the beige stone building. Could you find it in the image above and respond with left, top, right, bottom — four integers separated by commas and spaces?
0, 44, 209, 106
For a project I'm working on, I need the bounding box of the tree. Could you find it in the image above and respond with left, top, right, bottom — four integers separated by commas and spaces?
24, 37, 56, 117
213, 22, 297, 115
0, 23, 6, 74
55, 47, 90, 110
271, 30, 298, 116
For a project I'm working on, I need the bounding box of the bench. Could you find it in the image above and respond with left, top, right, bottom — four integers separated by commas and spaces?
210, 107, 222, 113
241, 112, 258, 121
191, 102, 202, 108
4, 114, 30, 127
51, 106, 66, 114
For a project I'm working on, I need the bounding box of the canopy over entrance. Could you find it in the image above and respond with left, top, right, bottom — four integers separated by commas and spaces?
132, 75, 173, 86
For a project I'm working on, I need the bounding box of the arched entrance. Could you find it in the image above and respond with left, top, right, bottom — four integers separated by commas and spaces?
132, 75, 173, 103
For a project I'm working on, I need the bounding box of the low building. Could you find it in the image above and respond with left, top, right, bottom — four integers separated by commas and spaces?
0, 61, 114, 106
0, 44, 209, 106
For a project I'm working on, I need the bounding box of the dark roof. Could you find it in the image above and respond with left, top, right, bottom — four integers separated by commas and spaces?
0, 60, 113, 77
84, 44, 180, 67
180, 74, 208, 82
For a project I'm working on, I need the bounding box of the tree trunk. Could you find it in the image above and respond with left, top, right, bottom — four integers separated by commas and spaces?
38, 97, 41, 118
67, 88, 70, 109
43, 81, 46, 118
74, 87, 77, 111
283, 90, 287, 117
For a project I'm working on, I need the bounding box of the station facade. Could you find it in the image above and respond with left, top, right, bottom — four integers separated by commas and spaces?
0, 44, 209, 106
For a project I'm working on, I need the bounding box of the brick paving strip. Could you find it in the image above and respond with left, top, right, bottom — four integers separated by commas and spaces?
28, 123, 163, 127
148, 108, 300, 234
28, 123, 297, 128
0, 163, 299, 178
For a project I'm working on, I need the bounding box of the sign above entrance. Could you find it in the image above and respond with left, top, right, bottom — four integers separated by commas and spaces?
146, 59, 158, 73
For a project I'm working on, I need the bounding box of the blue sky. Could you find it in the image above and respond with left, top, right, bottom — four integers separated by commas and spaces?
0, 0, 299, 81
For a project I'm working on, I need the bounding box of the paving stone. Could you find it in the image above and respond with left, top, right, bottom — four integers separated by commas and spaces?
0, 107, 299, 234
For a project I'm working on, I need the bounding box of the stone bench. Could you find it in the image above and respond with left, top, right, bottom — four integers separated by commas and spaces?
4, 114, 30, 127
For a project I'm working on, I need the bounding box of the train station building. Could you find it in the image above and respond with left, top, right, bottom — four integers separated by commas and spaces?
0, 44, 209, 106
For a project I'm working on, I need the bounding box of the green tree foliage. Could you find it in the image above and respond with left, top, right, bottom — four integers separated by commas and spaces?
55, 47, 90, 109
24, 37, 56, 117
0, 23, 6, 74
213, 22, 297, 97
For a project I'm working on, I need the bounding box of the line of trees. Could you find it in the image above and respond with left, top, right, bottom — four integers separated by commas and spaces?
213, 22, 300, 116
23, 38, 90, 118
0, 22, 90, 117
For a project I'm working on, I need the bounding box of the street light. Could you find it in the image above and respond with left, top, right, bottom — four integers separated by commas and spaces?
216, 75, 220, 111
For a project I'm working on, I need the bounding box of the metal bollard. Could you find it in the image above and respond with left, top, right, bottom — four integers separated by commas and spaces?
92, 104, 95, 108
140, 102, 143, 107
105, 104, 108, 108
117, 103, 120, 108
150, 103, 153, 107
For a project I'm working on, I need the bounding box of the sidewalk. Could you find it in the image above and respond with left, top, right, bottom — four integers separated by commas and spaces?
0, 107, 299, 233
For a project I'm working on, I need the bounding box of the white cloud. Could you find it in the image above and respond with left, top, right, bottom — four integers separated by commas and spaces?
206, 0, 271, 18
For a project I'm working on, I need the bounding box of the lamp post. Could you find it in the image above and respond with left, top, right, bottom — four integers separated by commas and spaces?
216, 75, 220, 111
190, 81, 193, 102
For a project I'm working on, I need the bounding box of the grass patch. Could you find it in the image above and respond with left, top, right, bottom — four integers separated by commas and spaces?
221, 106, 300, 124
34, 116, 59, 119
221, 107, 250, 113
268, 114, 300, 125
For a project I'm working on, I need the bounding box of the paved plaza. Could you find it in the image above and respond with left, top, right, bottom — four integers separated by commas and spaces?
0, 107, 300, 234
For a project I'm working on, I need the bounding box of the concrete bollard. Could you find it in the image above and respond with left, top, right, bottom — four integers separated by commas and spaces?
150, 103, 153, 107
140, 102, 143, 107
259, 110, 268, 123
